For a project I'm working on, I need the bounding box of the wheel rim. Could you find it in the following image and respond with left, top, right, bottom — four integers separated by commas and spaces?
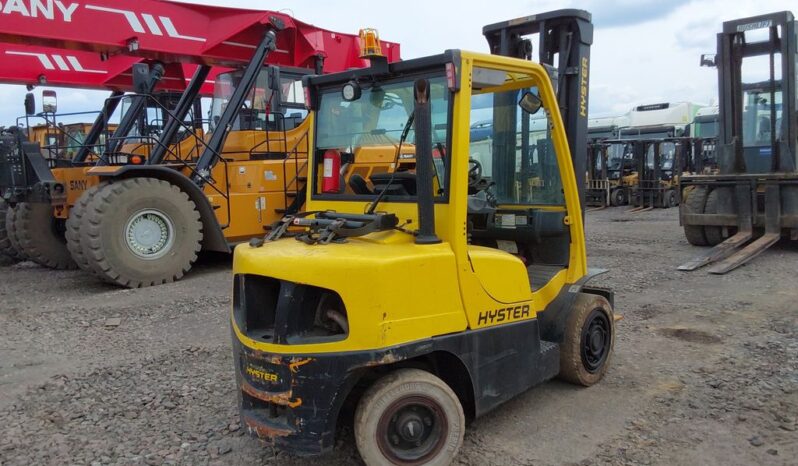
376, 395, 448, 465
125, 209, 175, 260
580, 309, 611, 373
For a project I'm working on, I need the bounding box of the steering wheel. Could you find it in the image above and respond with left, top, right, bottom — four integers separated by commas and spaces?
468, 158, 483, 188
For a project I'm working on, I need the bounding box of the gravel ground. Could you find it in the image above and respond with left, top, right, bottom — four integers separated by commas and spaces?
1, 208, 796, 465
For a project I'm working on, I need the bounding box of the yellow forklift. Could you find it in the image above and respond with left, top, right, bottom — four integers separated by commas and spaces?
230, 11, 615, 465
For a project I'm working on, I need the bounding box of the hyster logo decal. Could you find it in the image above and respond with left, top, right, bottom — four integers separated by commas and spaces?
478, 304, 531, 326
580, 57, 589, 117
245, 366, 278, 383
0, 0, 79, 21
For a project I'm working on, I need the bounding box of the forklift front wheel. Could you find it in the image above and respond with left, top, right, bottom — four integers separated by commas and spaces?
559, 293, 614, 386
354, 368, 465, 466
610, 189, 626, 207
664, 190, 678, 208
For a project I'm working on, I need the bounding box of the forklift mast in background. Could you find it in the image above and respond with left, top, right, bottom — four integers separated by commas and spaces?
714, 11, 797, 175
678, 11, 798, 274
484, 10, 593, 214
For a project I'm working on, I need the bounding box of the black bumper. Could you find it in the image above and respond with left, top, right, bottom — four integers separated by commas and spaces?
231, 337, 434, 456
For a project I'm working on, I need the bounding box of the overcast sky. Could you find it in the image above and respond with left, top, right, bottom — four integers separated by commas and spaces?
0, 0, 795, 124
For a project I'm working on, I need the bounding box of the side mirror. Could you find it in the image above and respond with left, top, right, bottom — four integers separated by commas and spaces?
519, 91, 542, 115
700, 54, 717, 68
42, 90, 57, 113
24, 93, 36, 116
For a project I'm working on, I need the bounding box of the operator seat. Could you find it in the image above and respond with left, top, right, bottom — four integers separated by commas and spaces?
349, 174, 372, 194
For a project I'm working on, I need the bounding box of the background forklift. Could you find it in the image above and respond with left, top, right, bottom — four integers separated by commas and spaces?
586, 139, 638, 207
231, 11, 615, 465
629, 137, 689, 210
679, 11, 797, 274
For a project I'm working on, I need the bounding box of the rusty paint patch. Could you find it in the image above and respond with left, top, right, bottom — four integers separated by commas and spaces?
241, 379, 303, 408
289, 358, 313, 373
243, 415, 293, 439
365, 351, 403, 367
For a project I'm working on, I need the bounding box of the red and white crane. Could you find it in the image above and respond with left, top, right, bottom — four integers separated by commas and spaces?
0, 0, 400, 69
0, 42, 223, 94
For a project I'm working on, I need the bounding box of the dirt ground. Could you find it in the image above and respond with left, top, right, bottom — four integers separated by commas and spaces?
0, 208, 796, 466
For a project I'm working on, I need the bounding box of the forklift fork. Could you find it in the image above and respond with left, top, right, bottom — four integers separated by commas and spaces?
678, 184, 781, 273
707, 184, 781, 274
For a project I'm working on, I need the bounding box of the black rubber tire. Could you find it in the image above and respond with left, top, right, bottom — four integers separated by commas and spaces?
0, 199, 23, 263
682, 186, 709, 246
664, 189, 678, 209
610, 188, 626, 207
354, 368, 465, 466
14, 202, 77, 270
559, 293, 614, 387
80, 178, 203, 288
65, 183, 107, 272
703, 188, 734, 246
5, 203, 30, 261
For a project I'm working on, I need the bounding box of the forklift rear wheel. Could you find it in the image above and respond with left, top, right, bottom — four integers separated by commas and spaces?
610, 189, 626, 207
355, 368, 465, 466
14, 202, 76, 269
559, 293, 614, 387
4, 204, 29, 261
0, 199, 23, 263
66, 183, 107, 272
80, 178, 202, 288
682, 186, 709, 246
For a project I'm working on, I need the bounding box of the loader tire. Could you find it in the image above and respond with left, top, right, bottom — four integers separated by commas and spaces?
80, 178, 202, 288
5, 203, 30, 261
66, 183, 107, 272
14, 202, 77, 270
682, 186, 708, 246
0, 199, 23, 263
559, 293, 614, 387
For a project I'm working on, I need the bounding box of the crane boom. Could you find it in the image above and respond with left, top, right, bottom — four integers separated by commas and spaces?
0, 43, 223, 94
0, 0, 400, 70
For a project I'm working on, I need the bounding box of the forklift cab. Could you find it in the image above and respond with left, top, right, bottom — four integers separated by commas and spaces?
305, 53, 582, 298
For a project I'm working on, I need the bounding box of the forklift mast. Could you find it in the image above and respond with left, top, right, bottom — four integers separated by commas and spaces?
715, 11, 797, 175
484, 10, 593, 211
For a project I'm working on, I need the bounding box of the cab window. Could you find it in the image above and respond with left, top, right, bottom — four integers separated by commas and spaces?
313, 75, 450, 200
469, 87, 564, 206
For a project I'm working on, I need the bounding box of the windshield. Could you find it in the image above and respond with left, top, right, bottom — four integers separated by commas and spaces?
645, 142, 676, 170
742, 88, 782, 147
693, 118, 718, 139
210, 69, 308, 133
317, 77, 449, 151
313, 76, 450, 199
